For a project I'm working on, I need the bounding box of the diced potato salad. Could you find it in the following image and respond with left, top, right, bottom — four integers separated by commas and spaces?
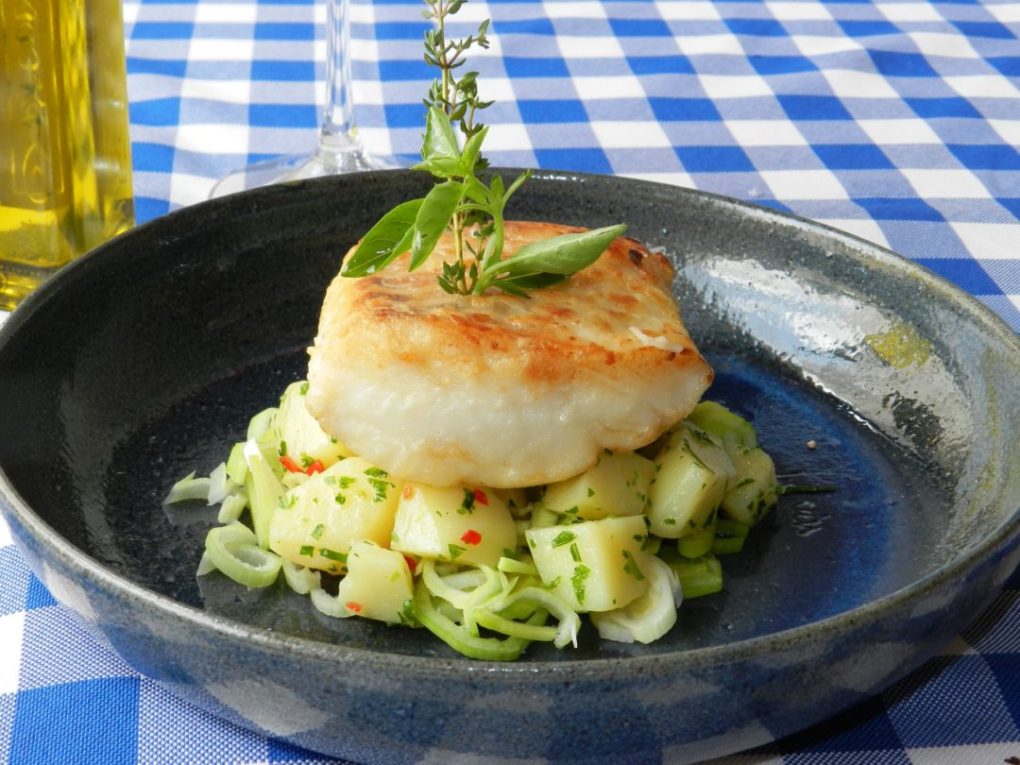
168, 382, 780, 661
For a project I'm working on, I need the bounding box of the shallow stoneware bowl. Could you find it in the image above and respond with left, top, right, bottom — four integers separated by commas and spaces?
1, 170, 1019, 764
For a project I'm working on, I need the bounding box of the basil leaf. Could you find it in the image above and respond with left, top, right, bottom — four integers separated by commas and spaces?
342, 198, 425, 277
490, 272, 568, 296
485, 224, 627, 279
409, 181, 464, 271
460, 125, 488, 175
417, 106, 462, 177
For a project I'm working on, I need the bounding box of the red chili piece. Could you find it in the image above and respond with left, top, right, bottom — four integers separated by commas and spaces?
473, 489, 489, 506
403, 555, 418, 572
305, 460, 325, 475
279, 455, 303, 473
460, 529, 482, 546
346, 601, 363, 614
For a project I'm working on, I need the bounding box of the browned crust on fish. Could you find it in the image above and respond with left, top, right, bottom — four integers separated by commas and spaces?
314, 221, 711, 389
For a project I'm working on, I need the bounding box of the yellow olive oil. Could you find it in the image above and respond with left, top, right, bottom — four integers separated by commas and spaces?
1, 0, 134, 310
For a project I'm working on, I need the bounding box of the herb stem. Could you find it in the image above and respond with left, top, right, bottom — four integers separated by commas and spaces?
341, 0, 623, 296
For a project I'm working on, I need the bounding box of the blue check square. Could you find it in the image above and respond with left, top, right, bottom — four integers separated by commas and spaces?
518, 99, 589, 124
906, 97, 982, 119
778, 95, 853, 121
813, 144, 894, 170
674, 145, 755, 173
948, 144, 1020, 171
952, 21, 1015, 40
988, 57, 1020, 77
854, 197, 944, 222
504, 57, 570, 78
917, 259, 1003, 296
726, 18, 787, 37
750, 55, 817, 75
130, 98, 182, 128
132, 143, 176, 175
609, 18, 672, 38
869, 50, 939, 78
649, 97, 721, 122
627, 55, 695, 75
838, 20, 899, 37
534, 147, 612, 174
10, 678, 141, 765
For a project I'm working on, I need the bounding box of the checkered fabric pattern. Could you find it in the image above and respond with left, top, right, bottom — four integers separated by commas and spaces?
1, 0, 1019, 762
123, 0, 1020, 332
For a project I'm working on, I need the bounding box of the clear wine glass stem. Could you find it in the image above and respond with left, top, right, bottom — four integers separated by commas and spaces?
210, 0, 396, 197
321, 0, 357, 153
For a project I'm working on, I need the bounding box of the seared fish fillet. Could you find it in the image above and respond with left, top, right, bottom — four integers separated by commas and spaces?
306, 221, 713, 488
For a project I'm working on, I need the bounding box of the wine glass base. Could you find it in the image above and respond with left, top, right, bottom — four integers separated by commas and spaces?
209, 147, 402, 198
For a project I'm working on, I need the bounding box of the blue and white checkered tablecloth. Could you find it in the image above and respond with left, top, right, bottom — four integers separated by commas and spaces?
2, 0, 1019, 762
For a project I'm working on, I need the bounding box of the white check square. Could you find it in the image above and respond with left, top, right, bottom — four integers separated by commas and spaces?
181, 78, 252, 105
698, 74, 773, 99
590, 120, 672, 148
188, 38, 256, 62
0, 612, 24, 695
857, 119, 942, 145
727, 120, 808, 147
907, 32, 978, 60
762, 169, 848, 200
676, 34, 745, 56
952, 223, 1020, 261
989, 119, 1020, 147
822, 69, 900, 99
793, 35, 863, 57
988, 4, 1020, 23
946, 75, 1020, 100
766, 2, 833, 21
657, 1, 722, 21
573, 76, 644, 100
901, 169, 989, 200
556, 35, 625, 59
877, 2, 944, 22
542, 2, 606, 20
195, 3, 257, 24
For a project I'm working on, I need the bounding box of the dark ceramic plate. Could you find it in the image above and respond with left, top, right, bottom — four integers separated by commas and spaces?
1, 170, 1019, 764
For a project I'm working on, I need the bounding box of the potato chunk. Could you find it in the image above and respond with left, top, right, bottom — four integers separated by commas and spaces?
542, 450, 655, 520
273, 380, 353, 469
526, 515, 649, 613
648, 423, 734, 538
334, 540, 414, 624
268, 457, 401, 572
721, 447, 778, 526
390, 485, 517, 568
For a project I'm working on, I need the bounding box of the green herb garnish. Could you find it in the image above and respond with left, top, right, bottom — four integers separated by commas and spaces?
320, 548, 348, 563
341, 0, 624, 296
551, 530, 576, 548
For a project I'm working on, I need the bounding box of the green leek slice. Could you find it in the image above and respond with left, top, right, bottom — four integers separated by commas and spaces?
204, 522, 282, 588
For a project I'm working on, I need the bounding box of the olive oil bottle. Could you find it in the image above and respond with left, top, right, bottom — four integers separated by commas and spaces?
1, 0, 134, 310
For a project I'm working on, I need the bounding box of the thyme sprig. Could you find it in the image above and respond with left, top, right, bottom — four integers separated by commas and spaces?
342, 0, 625, 296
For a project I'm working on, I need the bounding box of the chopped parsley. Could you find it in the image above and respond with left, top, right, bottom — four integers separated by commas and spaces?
571, 564, 590, 605
364, 467, 395, 502
320, 548, 347, 563
551, 531, 577, 548
459, 488, 476, 514
622, 550, 646, 581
